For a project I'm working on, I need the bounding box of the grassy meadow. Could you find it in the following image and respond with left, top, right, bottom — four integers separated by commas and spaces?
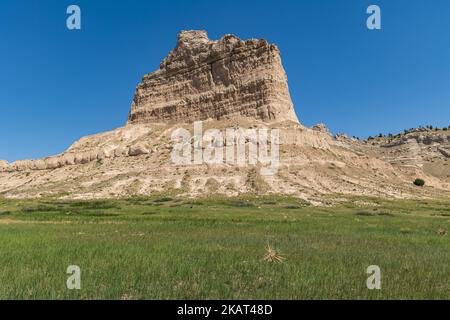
0, 195, 448, 300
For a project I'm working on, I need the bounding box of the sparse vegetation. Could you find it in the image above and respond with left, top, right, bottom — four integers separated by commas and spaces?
245, 168, 270, 193
205, 178, 220, 193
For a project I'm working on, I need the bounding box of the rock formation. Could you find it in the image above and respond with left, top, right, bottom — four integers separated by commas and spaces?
0, 31, 449, 203
0, 160, 10, 172
128, 30, 298, 124
0, 31, 301, 174
348, 128, 450, 184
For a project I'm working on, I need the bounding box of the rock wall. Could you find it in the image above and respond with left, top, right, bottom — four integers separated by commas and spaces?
0, 135, 152, 173
128, 30, 299, 124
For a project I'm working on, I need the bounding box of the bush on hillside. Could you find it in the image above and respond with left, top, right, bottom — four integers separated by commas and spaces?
413, 179, 425, 187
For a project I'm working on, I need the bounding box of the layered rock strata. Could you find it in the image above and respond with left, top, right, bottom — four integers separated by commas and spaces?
128, 30, 298, 124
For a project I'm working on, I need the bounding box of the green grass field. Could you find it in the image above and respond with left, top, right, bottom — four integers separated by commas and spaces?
0, 195, 448, 300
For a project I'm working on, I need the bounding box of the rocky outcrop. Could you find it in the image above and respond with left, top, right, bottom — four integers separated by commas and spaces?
0, 160, 10, 172
0, 143, 150, 172
1, 31, 301, 174
128, 30, 299, 124
312, 123, 330, 134
128, 143, 150, 156
438, 147, 450, 158
1, 31, 449, 201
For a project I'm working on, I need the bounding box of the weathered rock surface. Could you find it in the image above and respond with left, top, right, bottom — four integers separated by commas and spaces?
438, 147, 450, 158
312, 123, 330, 134
129, 143, 150, 156
0, 160, 9, 171
128, 30, 298, 124
343, 128, 450, 185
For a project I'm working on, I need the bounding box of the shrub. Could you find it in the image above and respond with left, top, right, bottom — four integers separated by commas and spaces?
413, 179, 425, 187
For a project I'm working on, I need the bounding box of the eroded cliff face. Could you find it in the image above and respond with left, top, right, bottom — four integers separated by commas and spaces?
128, 30, 299, 124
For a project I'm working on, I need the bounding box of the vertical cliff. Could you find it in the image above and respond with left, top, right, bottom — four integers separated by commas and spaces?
128, 30, 299, 124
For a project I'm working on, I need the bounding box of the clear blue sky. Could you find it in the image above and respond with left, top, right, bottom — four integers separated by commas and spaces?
1, 0, 449, 162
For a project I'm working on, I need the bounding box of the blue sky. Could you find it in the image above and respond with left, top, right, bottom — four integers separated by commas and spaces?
1, 0, 449, 162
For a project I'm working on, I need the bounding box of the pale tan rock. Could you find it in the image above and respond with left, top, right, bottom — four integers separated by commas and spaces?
74, 152, 91, 164
74, 153, 85, 164
335, 134, 349, 142
438, 147, 450, 158
11, 160, 32, 171
80, 152, 91, 164
114, 146, 129, 157
97, 146, 115, 159
128, 30, 299, 124
45, 157, 61, 170
31, 159, 47, 170
88, 151, 98, 162
0, 160, 10, 172
62, 153, 76, 165
0, 120, 449, 201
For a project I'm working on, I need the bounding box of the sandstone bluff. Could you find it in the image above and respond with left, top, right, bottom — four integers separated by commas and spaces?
0, 30, 449, 204
128, 30, 298, 124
